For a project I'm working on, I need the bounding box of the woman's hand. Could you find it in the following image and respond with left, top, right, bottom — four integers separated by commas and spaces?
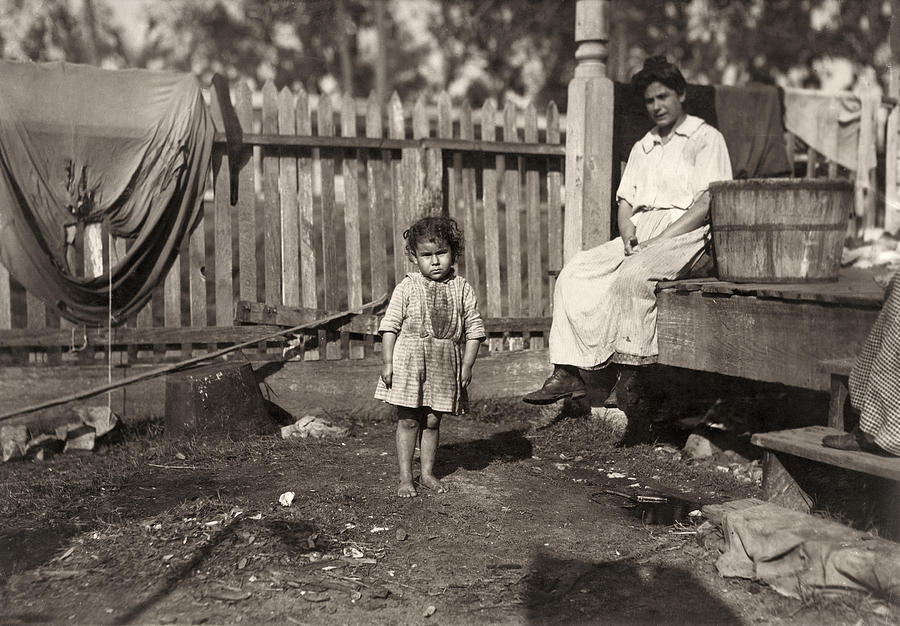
460, 362, 473, 388
621, 222, 638, 256
381, 363, 393, 388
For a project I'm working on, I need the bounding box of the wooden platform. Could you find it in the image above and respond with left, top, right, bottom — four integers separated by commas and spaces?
751, 425, 900, 481
656, 268, 884, 391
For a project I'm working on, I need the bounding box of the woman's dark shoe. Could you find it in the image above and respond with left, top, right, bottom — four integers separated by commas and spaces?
523, 367, 585, 404
822, 428, 882, 453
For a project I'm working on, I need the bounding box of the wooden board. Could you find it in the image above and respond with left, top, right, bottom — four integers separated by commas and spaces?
657, 289, 878, 391
658, 267, 885, 307
751, 426, 900, 481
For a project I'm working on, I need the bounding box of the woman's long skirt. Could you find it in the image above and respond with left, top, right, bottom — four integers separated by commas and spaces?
549, 208, 708, 368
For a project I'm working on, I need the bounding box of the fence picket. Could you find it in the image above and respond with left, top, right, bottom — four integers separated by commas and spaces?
365, 92, 386, 357
438, 91, 455, 217
235, 81, 257, 306
480, 99, 503, 352
262, 81, 282, 308
318, 95, 338, 359
342, 94, 363, 358
459, 100, 482, 311
209, 88, 234, 329
503, 101, 523, 319
389, 93, 407, 285
296, 87, 317, 310
296, 87, 317, 360
524, 103, 543, 348
547, 102, 563, 304
279, 87, 300, 308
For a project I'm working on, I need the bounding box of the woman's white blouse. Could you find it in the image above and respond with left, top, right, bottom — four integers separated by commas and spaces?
616, 114, 733, 211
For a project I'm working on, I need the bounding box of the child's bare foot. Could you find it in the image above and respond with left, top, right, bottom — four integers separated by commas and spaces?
419, 475, 446, 493
397, 480, 418, 498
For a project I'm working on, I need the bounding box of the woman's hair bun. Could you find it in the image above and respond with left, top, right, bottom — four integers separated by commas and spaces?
643, 55, 670, 71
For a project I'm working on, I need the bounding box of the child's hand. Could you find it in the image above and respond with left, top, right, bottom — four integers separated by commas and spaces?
460, 363, 473, 388
381, 363, 393, 388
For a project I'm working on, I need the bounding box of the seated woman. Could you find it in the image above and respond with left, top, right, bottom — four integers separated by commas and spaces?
523, 56, 733, 416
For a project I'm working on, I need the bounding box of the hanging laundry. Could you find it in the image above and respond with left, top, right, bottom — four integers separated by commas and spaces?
714, 84, 792, 179
0, 60, 214, 324
782, 87, 878, 174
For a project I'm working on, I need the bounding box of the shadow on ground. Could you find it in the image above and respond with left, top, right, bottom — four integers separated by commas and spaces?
437, 428, 533, 476
525, 551, 740, 624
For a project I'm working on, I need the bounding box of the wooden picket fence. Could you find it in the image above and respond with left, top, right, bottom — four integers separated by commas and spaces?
0, 81, 565, 366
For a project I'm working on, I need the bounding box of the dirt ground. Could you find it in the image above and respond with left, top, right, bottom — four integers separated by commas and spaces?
1, 393, 897, 625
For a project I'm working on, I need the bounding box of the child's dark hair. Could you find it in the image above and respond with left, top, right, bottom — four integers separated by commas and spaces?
403, 215, 464, 261
631, 55, 686, 97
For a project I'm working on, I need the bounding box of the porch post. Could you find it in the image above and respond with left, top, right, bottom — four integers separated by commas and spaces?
563, 0, 614, 263
885, 0, 900, 234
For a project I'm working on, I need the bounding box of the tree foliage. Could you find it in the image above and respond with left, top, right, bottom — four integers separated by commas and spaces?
0, 0, 894, 108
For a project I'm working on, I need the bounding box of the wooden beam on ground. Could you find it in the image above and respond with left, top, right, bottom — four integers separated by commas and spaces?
0, 348, 551, 427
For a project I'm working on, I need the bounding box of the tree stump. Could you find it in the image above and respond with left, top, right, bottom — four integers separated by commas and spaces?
164, 360, 269, 436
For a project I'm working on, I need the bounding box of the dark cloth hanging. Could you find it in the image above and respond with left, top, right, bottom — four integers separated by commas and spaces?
0, 60, 214, 325
714, 84, 792, 179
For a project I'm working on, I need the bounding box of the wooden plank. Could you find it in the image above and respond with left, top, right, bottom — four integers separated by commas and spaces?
411, 96, 430, 211
0, 315, 551, 348
279, 87, 300, 308
751, 426, 900, 482
318, 95, 337, 359
213, 132, 566, 156
163, 252, 182, 329
524, 102, 543, 325
318, 95, 338, 311
459, 100, 482, 309
886, 32, 900, 233
296, 87, 317, 311
235, 81, 257, 305
481, 99, 502, 352
342, 94, 363, 359
546, 102, 563, 301
389, 93, 407, 285
438, 91, 455, 217
806, 146, 818, 179
0, 261, 10, 329
189, 215, 207, 331
660, 268, 885, 307
262, 81, 282, 307
234, 301, 381, 335
415, 95, 441, 205
295, 89, 320, 362
656, 290, 879, 391
366, 92, 388, 306
209, 92, 234, 328
342, 93, 363, 312
365, 92, 386, 359
503, 101, 523, 333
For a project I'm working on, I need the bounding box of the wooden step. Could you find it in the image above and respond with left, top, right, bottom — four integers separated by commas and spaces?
751, 425, 900, 481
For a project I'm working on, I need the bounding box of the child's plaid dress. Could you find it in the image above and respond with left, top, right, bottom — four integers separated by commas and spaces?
375, 271, 485, 414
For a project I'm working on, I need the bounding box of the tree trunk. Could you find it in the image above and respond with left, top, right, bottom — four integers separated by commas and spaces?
336, 0, 354, 97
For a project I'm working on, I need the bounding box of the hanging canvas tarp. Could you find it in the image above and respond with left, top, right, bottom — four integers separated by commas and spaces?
0, 60, 214, 325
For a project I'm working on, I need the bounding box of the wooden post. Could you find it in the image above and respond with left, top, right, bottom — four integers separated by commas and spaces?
563, 0, 614, 262
885, 0, 900, 234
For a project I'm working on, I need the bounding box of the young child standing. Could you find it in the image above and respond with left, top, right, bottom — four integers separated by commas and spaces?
375, 215, 486, 497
